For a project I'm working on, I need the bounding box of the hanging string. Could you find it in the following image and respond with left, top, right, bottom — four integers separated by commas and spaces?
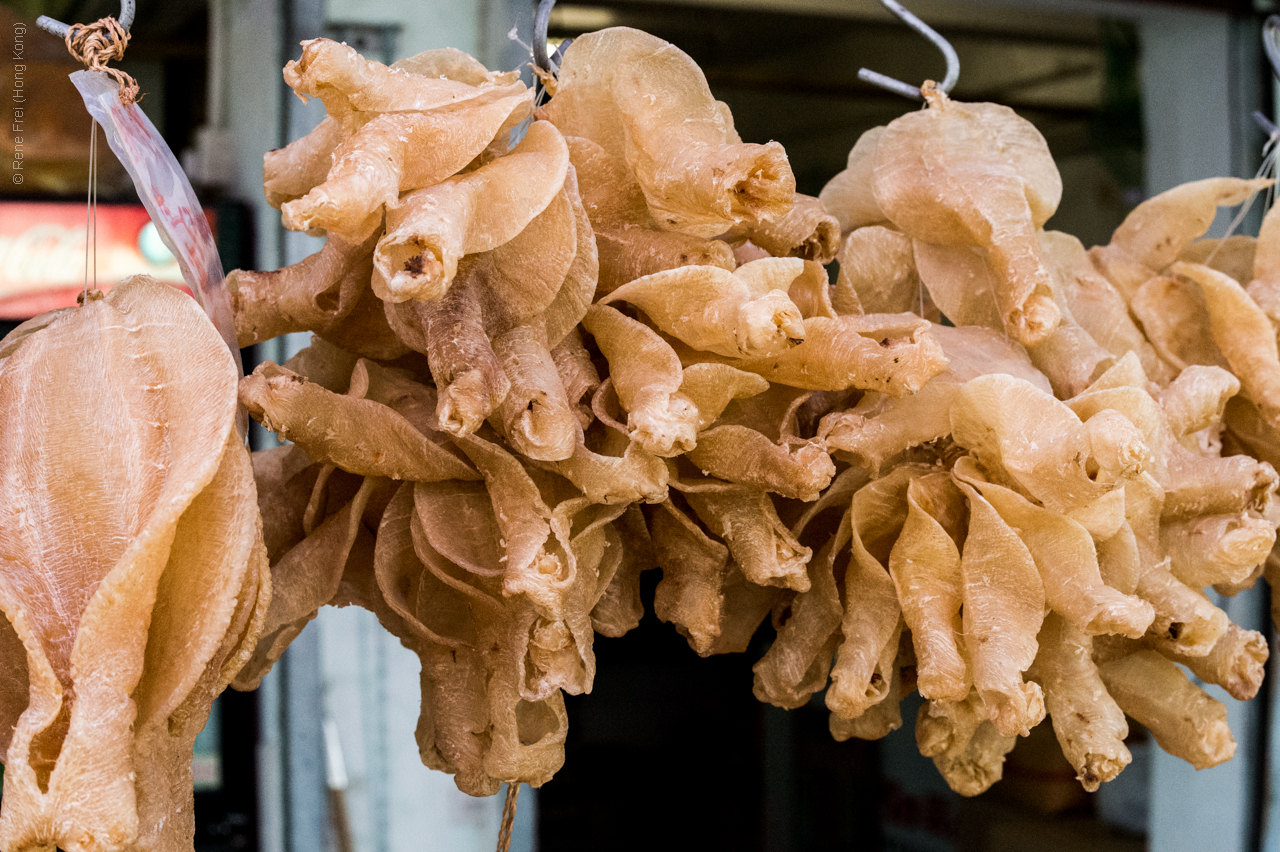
82, 119, 100, 302
495, 783, 520, 852
63, 17, 140, 106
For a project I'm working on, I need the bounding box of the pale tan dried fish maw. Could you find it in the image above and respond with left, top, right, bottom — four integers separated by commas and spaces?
650, 500, 730, 655
1090, 177, 1271, 298
1154, 623, 1268, 701
830, 663, 904, 742
1225, 395, 1280, 474
686, 490, 811, 591
592, 506, 654, 637
372, 120, 569, 303
678, 363, 770, 432
685, 427, 834, 501
1248, 200, 1280, 327
542, 170, 599, 351
836, 226, 920, 317
1163, 447, 1278, 519
1028, 613, 1130, 792
239, 362, 478, 482
713, 382, 809, 444
552, 329, 600, 424
790, 466, 871, 543
819, 126, 887, 233
492, 323, 580, 462
601, 258, 806, 360
1179, 235, 1257, 285
1097, 650, 1235, 769
952, 475, 1046, 738
1097, 522, 1142, 596
731, 313, 947, 394
917, 693, 1016, 797
264, 115, 345, 209
1163, 511, 1275, 589
753, 513, 849, 708
727, 194, 841, 263
891, 473, 968, 702
391, 46, 520, 85
1162, 364, 1240, 440
1129, 274, 1227, 374
539, 428, 669, 505
874, 90, 1061, 346
581, 304, 698, 456
785, 261, 837, 322
282, 335, 360, 393
282, 90, 533, 240
252, 444, 321, 561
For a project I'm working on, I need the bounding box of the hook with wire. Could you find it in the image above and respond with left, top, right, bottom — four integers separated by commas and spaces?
532, 0, 571, 80
858, 0, 959, 101
36, 0, 134, 41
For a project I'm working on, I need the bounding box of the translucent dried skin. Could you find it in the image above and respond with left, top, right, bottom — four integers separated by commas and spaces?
786, 261, 838, 321
1096, 650, 1235, 770
1248, 201, 1280, 327
1161, 365, 1240, 441
829, 662, 905, 742
1129, 274, 1227, 374
1179, 235, 1257, 285
952, 476, 1046, 738
540, 430, 668, 506
729, 313, 948, 394
1028, 613, 1130, 792
685, 427, 834, 502
264, 115, 345, 209
874, 91, 1062, 346
678, 363, 770, 431
819, 126, 887, 233
686, 490, 811, 591
1162, 512, 1275, 589
650, 501, 729, 655
890, 474, 968, 702
1151, 623, 1268, 701
591, 506, 653, 637
373, 121, 570, 303
281, 91, 532, 240
726, 194, 841, 264
1090, 177, 1271, 299
541, 27, 796, 238
835, 226, 921, 317
601, 259, 807, 359
551, 329, 600, 427
916, 692, 1017, 797
493, 323, 579, 462
582, 304, 698, 456
543, 166, 600, 350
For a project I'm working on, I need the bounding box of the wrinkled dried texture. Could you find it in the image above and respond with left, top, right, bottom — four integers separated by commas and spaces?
1248, 199, 1280, 328
1129, 274, 1227, 375
916, 693, 1017, 797
602, 258, 806, 359
821, 324, 1048, 473
1162, 512, 1275, 589
539, 427, 668, 505
730, 313, 948, 394
678, 363, 770, 431
650, 501, 729, 655
543, 166, 600, 349
264, 115, 345, 209
591, 506, 653, 637
1179, 235, 1257, 285
1224, 395, 1280, 474
551, 329, 600, 425
952, 475, 1046, 738
1153, 623, 1268, 701
687, 490, 811, 591
281, 91, 532, 239
493, 324, 579, 462
830, 662, 904, 742
685, 427, 834, 501
891, 473, 968, 702
1090, 177, 1270, 298
1097, 650, 1235, 770
874, 91, 1062, 346
1028, 613, 1130, 792
282, 336, 361, 393
786, 261, 838, 321
541, 27, 796, 237
1162, 365, 1240, 440
1163, 447, 1278, 519
582, 304, 698, 456
728, 194, 840, 263
836, 226, 923, 317
819, 126, 887, 232
373, 121, 569, 303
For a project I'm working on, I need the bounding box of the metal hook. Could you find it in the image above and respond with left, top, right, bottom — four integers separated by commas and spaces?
1264, 16, 1280, 82
533, 0, 557, 75
36, 0, 135, 40
858, 0, 959, 101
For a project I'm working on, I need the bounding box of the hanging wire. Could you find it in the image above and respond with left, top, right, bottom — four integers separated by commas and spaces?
858, 0, 959, 101
82, 120, 100, 301
36, 0, 134, 40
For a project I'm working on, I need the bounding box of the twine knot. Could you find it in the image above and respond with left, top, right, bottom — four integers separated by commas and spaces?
64, 17, 140, 105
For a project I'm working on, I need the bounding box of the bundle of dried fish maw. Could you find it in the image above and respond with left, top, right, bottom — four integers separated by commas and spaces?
0, 276, 268, 852
873, 87, 1062, 345
916, 692, 1017, 797
540, 27, 795, 237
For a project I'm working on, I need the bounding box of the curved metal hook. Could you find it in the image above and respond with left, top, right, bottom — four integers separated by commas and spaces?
1265, 16, 1280, 81
36, 0, 135, 39
533, 0, 556, 75
858, 0, 959, 101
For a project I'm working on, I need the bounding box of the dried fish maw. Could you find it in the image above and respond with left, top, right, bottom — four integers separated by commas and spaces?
373, 120, 569, 303
753, 513, 848, 708
727, 194, 841, 263
1173, 260, 1280, 430
1248, 200, 1280, 327
581, 304, 698, 456
240, 362, 478, 482
952, 474, 1046, 738
591, 506, 653, 637
542, 28, 795, 237
1097, 523, 1141, 596
1090, 177, 1270, 298
819, 126, 887, 233
601, 259, 806, 359
264, 115, 345, 209
891, 473, 968, 702
543, 169, 599, 350
913, 241, 1004, 329
1161, 365, 1240, 440
786, 261, 838, 320
391, 46, 521, 86
685, 427, 833, 501
1028, 613, 1130, 792
686, 490, 811, 591
1179, 235, 1257, 285
1097, 650, 1235, 769
731, 313, 947, 394
282, 336, 360, 393
1129, 274, 1226, 374
551, 329, 600, 425
650, 501, 729, 655
1163, 512, 1275, 588
836, 226, 921, 317
1155, 623, 1268, 701
1163, 447, 1277, 519
830, 657, 905, 742
874, 91, 1061, 345
539, 429, 669, 505
1224, 395, 1280, 474
678, 363, 770, 431
493, 323, 580, 462
917, 693, 1017, 797
252, 444, 321, 562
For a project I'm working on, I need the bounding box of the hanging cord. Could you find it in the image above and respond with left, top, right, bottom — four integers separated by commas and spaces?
63, 17, 140, 106
81, 119, 100, 301
495, 783, 520, 852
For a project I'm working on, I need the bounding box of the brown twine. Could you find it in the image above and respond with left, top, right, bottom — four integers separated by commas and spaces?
64, 17, 140, 106
495, 783, 520, 852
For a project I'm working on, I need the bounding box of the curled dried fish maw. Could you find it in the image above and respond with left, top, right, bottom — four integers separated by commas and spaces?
493, 323, 580, 462
1156, 623, 1268, 701
591, 506, 653, 637
731, 314, 948, 394
581, 304, 698, 457
542, 28, 796, 237
874, 90, 1061, 345
678, 363, 770, 431
917, 693, 1017, 797
819, 126, 887, 233
240, 362, 478, 483
836, 226, 921, 317
1162, 512, 1275, 588
373, 120, 569, 303
601, 259, 806, 359
686, 490, 811, 591
727, 194, 841, 263
1162, 365, 1240, 440
952, 475, 1046, 738
1028, 613, 1130, 792
1179, 235, 1257, 285
1090, 177, 1271, 298
540, 431, 669, 505
891, 473, 968, 702
1097, 650, 1235, 769
829, 663, 904, 742
650, 500, 729, 655
1248, 200, 1280, 326
685, 427, 834, 501
1129, 274, 1227, 373
264, 115, 345, 209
